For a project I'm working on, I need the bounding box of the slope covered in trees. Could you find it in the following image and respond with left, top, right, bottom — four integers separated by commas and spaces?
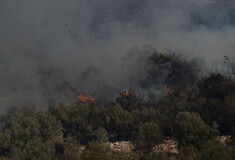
0, 52, 234, 160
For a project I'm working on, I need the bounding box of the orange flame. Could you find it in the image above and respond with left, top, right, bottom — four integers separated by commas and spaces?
77, 94, 95, 103
121, 91, 131, 96
163, 87, 173, 97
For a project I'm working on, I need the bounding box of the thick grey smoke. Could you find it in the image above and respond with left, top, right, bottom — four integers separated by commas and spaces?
0, 0, 235, 111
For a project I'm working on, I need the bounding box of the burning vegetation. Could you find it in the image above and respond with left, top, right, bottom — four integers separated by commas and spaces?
121, 90, 133, 96
116, 89, 144, 111
0, 54, 235, 160
77, 94, 95, 103
163, 87, 174, 97
1, 0, 235, 159
0, 49, 234, 160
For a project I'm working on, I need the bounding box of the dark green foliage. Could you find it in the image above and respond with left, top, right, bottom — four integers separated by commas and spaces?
131, 108, 161, 125
138, 152, 178, 160
99, 105, 135, 141
144, 52, 199, 89
133, 122, 163, 153
131, 108, 171, 137
92, 127, 108, 143
116, 89, 143, 111
0, 106, 63, 160
178, 146, 195, 160
195, 140, 235, 160
58, 136, 82, 160
80, 142, 139, 160
197, 73, 235, 134
197, 73, 235, 99
224, 95, 235, 142
174, 112, 218, 150
49, 103, 93, 144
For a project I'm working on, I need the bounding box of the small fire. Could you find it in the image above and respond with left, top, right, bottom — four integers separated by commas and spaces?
77, 94, 95, 103
122, 91, 131, 96
163, 87, 173, 97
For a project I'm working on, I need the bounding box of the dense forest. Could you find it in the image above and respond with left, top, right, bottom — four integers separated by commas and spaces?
0, 52, 234, 160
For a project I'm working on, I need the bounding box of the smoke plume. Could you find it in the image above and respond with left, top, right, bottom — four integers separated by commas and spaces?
0, 0, 235, 111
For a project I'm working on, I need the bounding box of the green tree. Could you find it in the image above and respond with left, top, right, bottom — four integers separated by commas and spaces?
195, 140, 235, 160
92, 127, 108, 143
144, 52, 200, 89
0, 105, 63, 160
116, 89, 143, 111
49, 103, 93, 144
133, 122, 163, 153
224, 95, 235, 142
174, 112, 218, 150
197, 73, 235, 134
197, 73, 234, 100
59, 136, 82, 160
178, 146, 195, 160
100, 105, 135, 141
80, 142, 139, 160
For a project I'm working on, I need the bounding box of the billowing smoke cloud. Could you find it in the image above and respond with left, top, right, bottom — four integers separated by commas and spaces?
0, 0, 235, 111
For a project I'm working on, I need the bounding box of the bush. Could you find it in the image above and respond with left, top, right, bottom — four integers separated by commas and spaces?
0, 106, 63, 160
174, 112, 218, 150
133, 122, 163, 153
80, 142, 139, 160
195, 140, 235, 160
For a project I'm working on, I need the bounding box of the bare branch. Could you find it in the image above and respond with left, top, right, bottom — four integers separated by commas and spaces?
224, 56, 235, 75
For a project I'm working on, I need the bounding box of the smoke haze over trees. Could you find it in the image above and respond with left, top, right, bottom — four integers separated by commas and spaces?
0, 1, 235, 159
0, 0, 235, 111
